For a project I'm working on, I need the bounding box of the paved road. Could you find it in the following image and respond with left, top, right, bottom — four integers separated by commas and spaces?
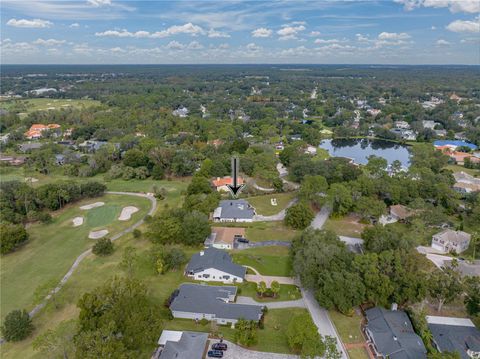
236, 296, 306, 309
210, 339, 299, 359
28, 191, 157, 318
301, 288, 348, 359
276, 163, 300, 190
309, 206, 331, 229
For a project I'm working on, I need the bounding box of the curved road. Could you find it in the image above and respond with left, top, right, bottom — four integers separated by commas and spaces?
28, 191, 157, 317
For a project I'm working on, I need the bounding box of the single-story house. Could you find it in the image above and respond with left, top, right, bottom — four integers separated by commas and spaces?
427, 316, 480, 359
453, 172, 480, 194
204, 227, 246, 250
212, 176, 244, 192
185, 248, 246, 283
431, 229, 471, 254
155, 330, 208, 359
18, 142, 43, 153
212, 199, 255, 223
364, 307, 427, 359
169, 283, 263, 326
389, 204, 415, 222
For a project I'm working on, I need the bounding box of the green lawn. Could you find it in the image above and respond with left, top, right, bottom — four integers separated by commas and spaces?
231, 246, 292, 276
329, 310, 364, 344
347, 347, 370, 359
239, 282, 301, 302
324, 215, 368, 238
246, 192, 296, 216
0, 194, 151, 321
445, 164, 480, 177
0, 98, 101, 115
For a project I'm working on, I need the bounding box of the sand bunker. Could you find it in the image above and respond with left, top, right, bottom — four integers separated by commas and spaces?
88, 229, 109, 239
80, 202, 105, 210
72, 217, 84, 227
118, 206, 139, 221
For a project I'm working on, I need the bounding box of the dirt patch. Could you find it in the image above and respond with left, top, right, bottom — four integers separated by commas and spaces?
24, 177, 39, 183
88, 229, 109, 239
118, 206, 139, 221
80, 202, 105, 210
72, 217, 84, 227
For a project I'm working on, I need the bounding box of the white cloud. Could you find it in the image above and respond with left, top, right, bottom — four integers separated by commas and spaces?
436, 39, 451, 46
95, 23, 205, 39
69, 23, 80, 28
33, 38, 66, 46
309, 31, 321, 37
6, 18, 53, 28
446, 19, 480, 33
395, 0, 480, 14
356, 33, 370, 42
252, 28, 272, 38
187, 41, 204, 49
207, 29, 230, 38
277, 25, 306, 40
431, 26, 436, 30
314, 38, 341, 44
87, 0, 112, 7
246, 43, 261, 52
165, 41, 185, 50
378, 32, 411, 40
218, 43, 229, 49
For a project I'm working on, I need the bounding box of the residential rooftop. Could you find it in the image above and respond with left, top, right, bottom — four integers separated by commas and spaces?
186, 247, 246, 279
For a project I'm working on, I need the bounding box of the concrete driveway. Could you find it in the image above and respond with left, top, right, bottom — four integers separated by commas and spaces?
236, 296, 306, 309
244, 266, 297, 286
310, 206, 331, 229
209, 339, 299, 359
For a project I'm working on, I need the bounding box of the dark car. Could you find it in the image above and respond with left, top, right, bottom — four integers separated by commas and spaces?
212, 342, 228, 351
207, 350, 224, 358
236, 237, 249, 243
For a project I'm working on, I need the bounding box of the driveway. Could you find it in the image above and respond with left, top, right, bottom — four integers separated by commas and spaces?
236, 296, 306, 309
309, 206, 331, 229
244, 266, 297, 286
339, 236, 364, 253
253, 199, 297, 222
301, 288, 348, 359
209, 339, 299, 359
235, 240, 291, 250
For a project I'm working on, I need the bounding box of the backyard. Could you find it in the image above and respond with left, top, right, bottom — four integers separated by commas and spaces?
246, 192, 296, 216
329, 309, 369, 359
231, 246, 292, 276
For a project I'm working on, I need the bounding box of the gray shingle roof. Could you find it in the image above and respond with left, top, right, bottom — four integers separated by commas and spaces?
429, 323, 480, 359
365, 307, 427, 359
159, 331, 208, 359
170, 283, 263, 321
186, 248, 246, 279
214, 200, 255, 220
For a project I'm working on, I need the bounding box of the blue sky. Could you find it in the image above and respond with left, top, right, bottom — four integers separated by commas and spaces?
1, 0, 479, 64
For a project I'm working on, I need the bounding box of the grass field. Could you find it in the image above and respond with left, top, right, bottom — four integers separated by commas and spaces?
246, 192, 296, 216
231, 246, 292, 276
246, 222, 299, 242
324, 215, 368, 238
329, 310, 364, 344
347, 347, 370, 359
445, 164, 480, 176
239, 282, 301, 302
0, 194, 151, 321
0, 98, 101, 115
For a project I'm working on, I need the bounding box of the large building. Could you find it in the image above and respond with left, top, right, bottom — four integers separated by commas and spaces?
427, 316, 480, 359
364, 307, 427, 359
169, 283, 263, 326
212, 199, 255, 223
431, 229, 471, 254
185, 248, 246, 284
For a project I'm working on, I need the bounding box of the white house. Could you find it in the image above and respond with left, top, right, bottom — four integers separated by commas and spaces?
185, 248, 246, 284
431, 229, 471, 254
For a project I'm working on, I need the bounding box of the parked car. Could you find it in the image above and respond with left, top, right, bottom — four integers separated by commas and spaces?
236, 237, 249, 243
212, 342, 228, 351
208, 350, 224, 358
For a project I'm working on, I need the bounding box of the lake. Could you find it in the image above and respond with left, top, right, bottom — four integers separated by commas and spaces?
319, 138, 411, 168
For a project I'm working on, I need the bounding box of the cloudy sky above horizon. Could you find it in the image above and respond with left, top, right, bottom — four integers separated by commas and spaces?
1, 0, 479, 65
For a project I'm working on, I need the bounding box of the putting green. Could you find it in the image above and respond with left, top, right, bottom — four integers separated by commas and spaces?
85, 204, 121, 228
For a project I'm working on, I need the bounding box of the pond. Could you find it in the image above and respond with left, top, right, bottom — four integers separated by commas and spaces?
319, 138, 411, 168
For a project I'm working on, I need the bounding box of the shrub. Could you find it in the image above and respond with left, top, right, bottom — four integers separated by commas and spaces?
1, 309, 34, 342
0, 222, 28, 254
92, 238, 114, 256
132, 229, 142, 238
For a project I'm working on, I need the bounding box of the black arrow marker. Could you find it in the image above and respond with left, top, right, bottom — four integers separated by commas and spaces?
227, 156, 245, 198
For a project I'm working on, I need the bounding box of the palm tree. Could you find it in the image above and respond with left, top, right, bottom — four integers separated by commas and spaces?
257, 281, 267, 297
270, 281, 280, 298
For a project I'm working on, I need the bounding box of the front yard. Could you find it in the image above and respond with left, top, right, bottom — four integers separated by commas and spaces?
231, 246, 292, 276
246, 192, 296, 216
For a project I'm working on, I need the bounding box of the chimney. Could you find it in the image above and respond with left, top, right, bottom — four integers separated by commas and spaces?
200, 251, 204, 256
